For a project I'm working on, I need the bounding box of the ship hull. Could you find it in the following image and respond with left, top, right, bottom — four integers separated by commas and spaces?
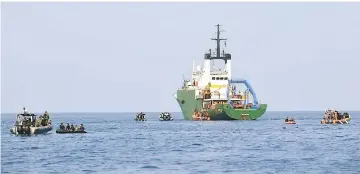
175, 89, 267, 120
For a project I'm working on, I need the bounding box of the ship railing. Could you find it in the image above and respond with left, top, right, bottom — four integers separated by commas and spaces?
197, 94, 246, 101
210, 94, 227, 99
192, 71, 203, 75
210, 71, 228, 75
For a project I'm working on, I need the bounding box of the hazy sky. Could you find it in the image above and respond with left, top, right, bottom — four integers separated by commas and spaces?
1, 2, 360, 113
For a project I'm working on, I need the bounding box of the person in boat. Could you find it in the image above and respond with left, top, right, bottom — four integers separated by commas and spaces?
70, 124, 75, 131
141, 112, 145, 120
42, 111, 49, 125
23, 107, 29, 115
74, 124, 78, 131
23, 117, 30, 126
38, 115, 45, 126
66, 123, 71, 130
44, 111, 49, 117
285, 117, 289, 122
79, 124, 85, 131
324, 114, 328, 122
31, 115, 37, 126
59, 123, 65, 130
16, 114, 22, 125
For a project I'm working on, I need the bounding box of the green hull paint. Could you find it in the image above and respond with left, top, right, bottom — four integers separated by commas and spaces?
176, 89, 267, 120
176, 89, 203, 120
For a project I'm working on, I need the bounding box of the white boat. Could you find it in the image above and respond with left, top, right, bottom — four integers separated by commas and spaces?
10, 112, 53, 135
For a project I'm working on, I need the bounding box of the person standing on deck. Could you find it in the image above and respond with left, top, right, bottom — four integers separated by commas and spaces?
43, 111, 49, 125
239, 90, 243, 99
232, 86, 236, 96
23, 107, 28, 115
16, 114, 21, 123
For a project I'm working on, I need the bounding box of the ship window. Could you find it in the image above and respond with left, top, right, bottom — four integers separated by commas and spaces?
212, 77, 215, 80
225, 77, 228, 80
220, 77, 224, 80
216, 77, 220, 80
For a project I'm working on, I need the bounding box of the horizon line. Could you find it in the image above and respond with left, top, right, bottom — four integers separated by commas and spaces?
1, 110, 360, 115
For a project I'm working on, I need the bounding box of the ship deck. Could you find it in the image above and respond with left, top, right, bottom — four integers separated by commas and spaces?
203, 98, 244, 101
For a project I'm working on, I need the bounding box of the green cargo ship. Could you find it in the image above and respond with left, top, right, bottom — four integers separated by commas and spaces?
174, 24, 267, 120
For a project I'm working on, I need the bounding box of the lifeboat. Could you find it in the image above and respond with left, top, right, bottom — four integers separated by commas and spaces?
321, 109, 351, 124
284, 117, 296, 124
192, 111, 211, 121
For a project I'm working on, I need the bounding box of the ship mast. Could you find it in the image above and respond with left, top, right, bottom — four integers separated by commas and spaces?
211, 24, 227, 59
203, 24, 232, 79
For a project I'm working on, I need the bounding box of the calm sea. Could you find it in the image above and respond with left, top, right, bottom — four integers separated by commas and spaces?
1, 111, 360, 174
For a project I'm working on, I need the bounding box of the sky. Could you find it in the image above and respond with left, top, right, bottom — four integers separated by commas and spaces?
1, 2, 360, 113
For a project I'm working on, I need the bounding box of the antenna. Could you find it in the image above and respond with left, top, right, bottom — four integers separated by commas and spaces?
211, 24, 227, 58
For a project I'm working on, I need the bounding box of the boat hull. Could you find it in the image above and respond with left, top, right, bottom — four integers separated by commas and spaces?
159, 118, 173, 121
56, 129, 87, 134
10, 125, 52, 135
321, 117, 351, 124
175, 89, 267, 120
285, 121, 296, 124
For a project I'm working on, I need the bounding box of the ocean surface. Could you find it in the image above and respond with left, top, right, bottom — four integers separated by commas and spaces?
1, 111, 360, 174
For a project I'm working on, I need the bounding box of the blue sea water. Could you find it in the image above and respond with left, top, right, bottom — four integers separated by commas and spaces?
1, 111, 360, 174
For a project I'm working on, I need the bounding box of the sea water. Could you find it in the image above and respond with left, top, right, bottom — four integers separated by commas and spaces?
1, 111, 360, 174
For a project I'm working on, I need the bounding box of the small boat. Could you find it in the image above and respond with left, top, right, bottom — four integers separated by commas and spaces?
10, 110, 52, 135
321, 116, 351, 124
322, 109, 351, 124
285, 121, 296, 124
56, 129, 87, 134
192, 110, 211, 121
159, 112, 173, 121
284, 117, 296, 124
135, 112, 146, 121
